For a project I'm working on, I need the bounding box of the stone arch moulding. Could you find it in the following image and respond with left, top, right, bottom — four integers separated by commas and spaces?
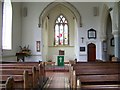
100, 4, 113, 41
86, 41, 96, 45
38, 2, 82, 28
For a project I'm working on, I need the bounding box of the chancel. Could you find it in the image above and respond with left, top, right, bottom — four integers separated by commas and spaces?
0, 1, 120, 89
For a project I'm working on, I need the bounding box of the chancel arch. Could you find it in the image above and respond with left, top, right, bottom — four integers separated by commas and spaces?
39, 2, 81, 62
100, 4, 110, 41
39, 2, 82, 28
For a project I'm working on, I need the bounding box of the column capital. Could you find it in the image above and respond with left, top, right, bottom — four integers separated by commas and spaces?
112, 30, 118, 37
100, 36, 106, 41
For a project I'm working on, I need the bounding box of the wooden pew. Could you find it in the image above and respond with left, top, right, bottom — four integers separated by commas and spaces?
1, 67, 37, 89
0, 76, 14, 90
75, 61, 119, 66
71, 62, 120, 90
1, 62, 45, 73
38, 62, 48, 88
1, 61, 41, 64
0, 62, 45, 79
1, 70, 29, 89
0, 61, 46, 88
1, 65, 39, 85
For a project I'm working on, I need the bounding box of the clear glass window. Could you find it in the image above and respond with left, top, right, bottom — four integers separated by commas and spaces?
2, 0, 12, 50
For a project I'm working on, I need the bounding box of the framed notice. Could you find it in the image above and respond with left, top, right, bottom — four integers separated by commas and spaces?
36, 41, 40, 52
88, 28, 96, 39
80, 47, 85, 52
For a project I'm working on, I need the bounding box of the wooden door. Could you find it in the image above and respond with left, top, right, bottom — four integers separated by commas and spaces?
87, 43, 96, 62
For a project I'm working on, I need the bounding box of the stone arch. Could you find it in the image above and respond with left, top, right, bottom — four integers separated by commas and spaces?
100, 4, 110, 41
38, 2, 82, 28
40, 2, 81, 61
112, 3, 118, 31
100, 4, 117, 60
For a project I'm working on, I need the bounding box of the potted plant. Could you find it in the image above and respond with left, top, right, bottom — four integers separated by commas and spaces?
19, 45, 31, 56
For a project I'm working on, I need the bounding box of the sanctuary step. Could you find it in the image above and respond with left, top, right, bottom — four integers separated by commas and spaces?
45, 65, 69, 72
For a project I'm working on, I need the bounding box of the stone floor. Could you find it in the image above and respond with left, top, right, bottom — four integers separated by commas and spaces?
44, 71, 70, 89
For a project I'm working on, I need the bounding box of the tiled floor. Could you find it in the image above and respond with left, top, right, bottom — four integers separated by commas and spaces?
45, 71, 70, 89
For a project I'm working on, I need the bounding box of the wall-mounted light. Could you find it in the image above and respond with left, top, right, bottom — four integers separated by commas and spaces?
93, 7, 99, 16
22, 7, 27, 17
36, 41, 40, 52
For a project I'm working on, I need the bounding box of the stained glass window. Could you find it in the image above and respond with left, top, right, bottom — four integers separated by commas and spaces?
54, 15, 69, 45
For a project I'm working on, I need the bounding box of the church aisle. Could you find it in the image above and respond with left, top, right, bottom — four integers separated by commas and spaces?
44, 71, 70, 89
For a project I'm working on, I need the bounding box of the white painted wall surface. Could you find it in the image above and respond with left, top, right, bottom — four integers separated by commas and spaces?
21, 2, 49, 61
71, 2, 103, 61
0, 2, 2, 61
48, 47, 75, 64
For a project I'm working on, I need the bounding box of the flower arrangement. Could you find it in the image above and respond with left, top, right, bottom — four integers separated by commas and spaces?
47, 59, 52, 62
19, 45, 31, 56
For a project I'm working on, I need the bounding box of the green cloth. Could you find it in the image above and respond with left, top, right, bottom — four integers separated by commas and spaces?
57, 56, 64, 66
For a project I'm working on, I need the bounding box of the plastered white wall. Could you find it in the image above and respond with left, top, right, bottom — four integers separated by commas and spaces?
21, 2, 49, 61
71, 2, 103, 61
0, 2, 2, 61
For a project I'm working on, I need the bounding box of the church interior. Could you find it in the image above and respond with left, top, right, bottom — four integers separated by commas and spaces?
0, 0, 120, 89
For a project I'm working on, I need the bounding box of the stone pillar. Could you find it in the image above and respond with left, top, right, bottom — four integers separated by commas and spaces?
112, 30, 118, 57
100, 36, 107, 61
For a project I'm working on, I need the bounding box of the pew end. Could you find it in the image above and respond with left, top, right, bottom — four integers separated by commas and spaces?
0, 76, 14, 90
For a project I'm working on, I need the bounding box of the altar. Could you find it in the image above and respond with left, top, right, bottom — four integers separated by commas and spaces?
57, 55, 64, 66
48, 50, 72, 65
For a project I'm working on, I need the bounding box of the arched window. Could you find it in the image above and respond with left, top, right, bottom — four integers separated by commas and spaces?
2, 0, 12, 50
54, 14, 69, 46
